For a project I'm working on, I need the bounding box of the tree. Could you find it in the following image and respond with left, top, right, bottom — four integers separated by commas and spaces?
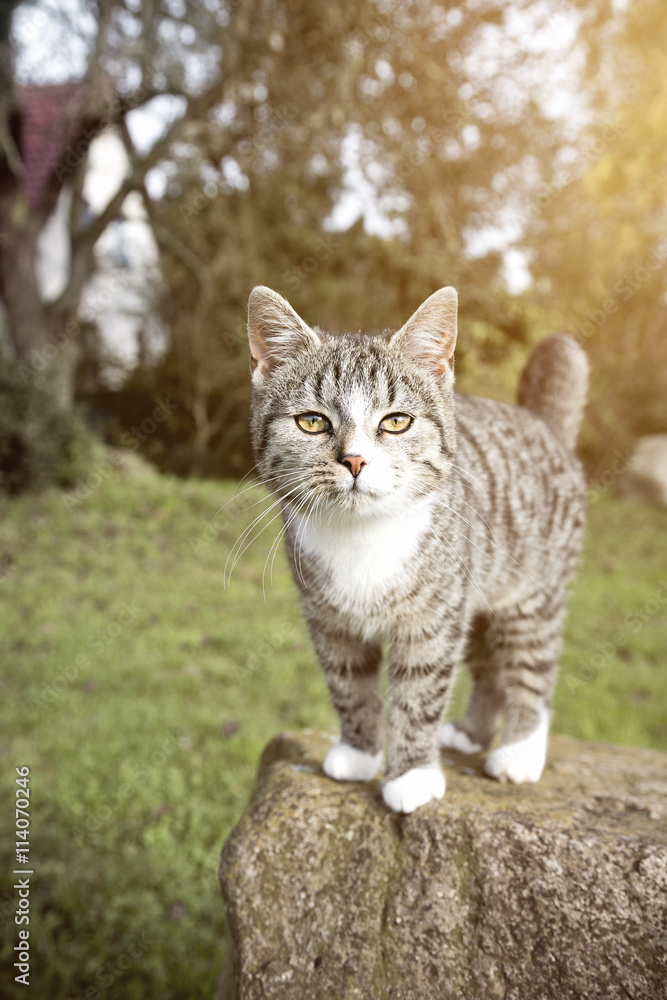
0, 0, 265, 407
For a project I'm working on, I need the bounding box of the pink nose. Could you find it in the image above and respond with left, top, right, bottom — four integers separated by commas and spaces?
341, 454, 367, 478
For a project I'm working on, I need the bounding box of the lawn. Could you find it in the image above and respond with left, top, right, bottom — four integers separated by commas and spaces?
0, 470, 665, 999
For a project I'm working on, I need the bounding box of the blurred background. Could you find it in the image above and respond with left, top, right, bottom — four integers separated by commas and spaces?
0, 1, 665, 998
1, 0, 666, 480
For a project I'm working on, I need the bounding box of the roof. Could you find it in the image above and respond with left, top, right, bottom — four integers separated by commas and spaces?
19, 82, 87, 208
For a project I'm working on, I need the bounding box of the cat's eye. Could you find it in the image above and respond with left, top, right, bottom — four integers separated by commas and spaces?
379, 413, 413, 434
295, 413, 331, 435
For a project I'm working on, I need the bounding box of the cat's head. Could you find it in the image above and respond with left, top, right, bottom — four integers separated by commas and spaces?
247, 286, 458, 518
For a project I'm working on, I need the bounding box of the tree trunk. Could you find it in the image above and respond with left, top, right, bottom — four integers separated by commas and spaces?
0, 198, 79, 407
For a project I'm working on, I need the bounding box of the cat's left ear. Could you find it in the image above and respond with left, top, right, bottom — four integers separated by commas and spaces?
247, 286, 321, 378
390, 287, 458, 377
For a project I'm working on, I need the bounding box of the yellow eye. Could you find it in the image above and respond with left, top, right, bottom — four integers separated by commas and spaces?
295, 413, 331, 434
379, 413, 413, 434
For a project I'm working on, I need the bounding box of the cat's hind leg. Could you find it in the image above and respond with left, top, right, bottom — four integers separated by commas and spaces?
439, 612, 504, 755
482, 592, 563, 784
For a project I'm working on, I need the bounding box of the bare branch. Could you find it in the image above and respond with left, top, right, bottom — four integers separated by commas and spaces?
0, 3, 22, 178
0, 101, 22, 177
56, 106, 192, 313
142, 201, 210, 287
67, 144, 89, 242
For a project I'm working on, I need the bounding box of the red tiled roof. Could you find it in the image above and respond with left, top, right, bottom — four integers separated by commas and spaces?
19, 82, 86, 208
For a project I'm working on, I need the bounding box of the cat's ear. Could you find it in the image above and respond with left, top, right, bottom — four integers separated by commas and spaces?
247, 286, 321, 377
390, 287, 458, 377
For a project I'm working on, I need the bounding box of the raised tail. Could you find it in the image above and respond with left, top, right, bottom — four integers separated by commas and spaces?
517, 334, 589, 451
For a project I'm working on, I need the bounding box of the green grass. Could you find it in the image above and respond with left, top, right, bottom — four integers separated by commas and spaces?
554, 491, 667, 747
0, 473, 665, 999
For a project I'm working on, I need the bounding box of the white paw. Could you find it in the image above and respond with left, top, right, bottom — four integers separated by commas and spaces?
323, 743, 382, 782
439, 722, 483, 754
382, 767, 445, 814
484, 713, 549, 784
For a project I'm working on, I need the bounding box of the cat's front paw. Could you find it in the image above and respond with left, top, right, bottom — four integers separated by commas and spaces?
382, 767, 445, 814
439, 722, 483, 754
323, 742, 382, 782
484, 717, 549, 784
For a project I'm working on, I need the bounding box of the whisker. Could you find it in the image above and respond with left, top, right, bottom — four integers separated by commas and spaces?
230, 472, 315, 517
262, 488, 315, 598
265, 521, 289, 594
448, 462, 487, 497
224, 479, 312, 587
212, 466, 314, 524
294, 493, 323, 589
262, 494, 314, 600
230, 481, 318, 576
227, 496, 302, 588
230, 481, 312, 570
211, 466, 264, 522
262, 522, 288, 601
432, 498, 536, 584
443, 487, 499, 544
430, 524, 494, 614
224, 501, 283, 587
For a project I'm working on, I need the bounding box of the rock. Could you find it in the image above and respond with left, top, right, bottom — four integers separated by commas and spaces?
218, 730, 667, 1000
617, 434, 667, 507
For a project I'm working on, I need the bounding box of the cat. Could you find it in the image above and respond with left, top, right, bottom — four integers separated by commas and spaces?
246, 285, 588, 813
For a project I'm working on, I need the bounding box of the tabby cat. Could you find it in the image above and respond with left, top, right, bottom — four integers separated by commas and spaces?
246, 285, 588, 813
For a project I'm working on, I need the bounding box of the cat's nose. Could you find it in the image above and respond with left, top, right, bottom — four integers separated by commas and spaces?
341, 454, 368, 478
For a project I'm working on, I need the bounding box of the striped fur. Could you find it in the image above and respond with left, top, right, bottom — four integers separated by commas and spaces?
247, 286, 588, 811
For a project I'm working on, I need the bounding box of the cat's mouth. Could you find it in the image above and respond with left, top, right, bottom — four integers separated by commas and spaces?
340, 475, 378, 497
328, 477, 400, 515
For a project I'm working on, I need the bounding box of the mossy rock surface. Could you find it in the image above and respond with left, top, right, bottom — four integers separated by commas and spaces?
219, 731, 667, 1000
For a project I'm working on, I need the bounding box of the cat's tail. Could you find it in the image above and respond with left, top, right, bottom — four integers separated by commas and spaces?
517, 334, 589, 451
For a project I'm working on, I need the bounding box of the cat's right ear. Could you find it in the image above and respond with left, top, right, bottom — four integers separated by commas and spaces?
247, 286, 321, 378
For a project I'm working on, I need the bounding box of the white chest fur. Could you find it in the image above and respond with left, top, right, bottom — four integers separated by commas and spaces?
291, 501, 433, 617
